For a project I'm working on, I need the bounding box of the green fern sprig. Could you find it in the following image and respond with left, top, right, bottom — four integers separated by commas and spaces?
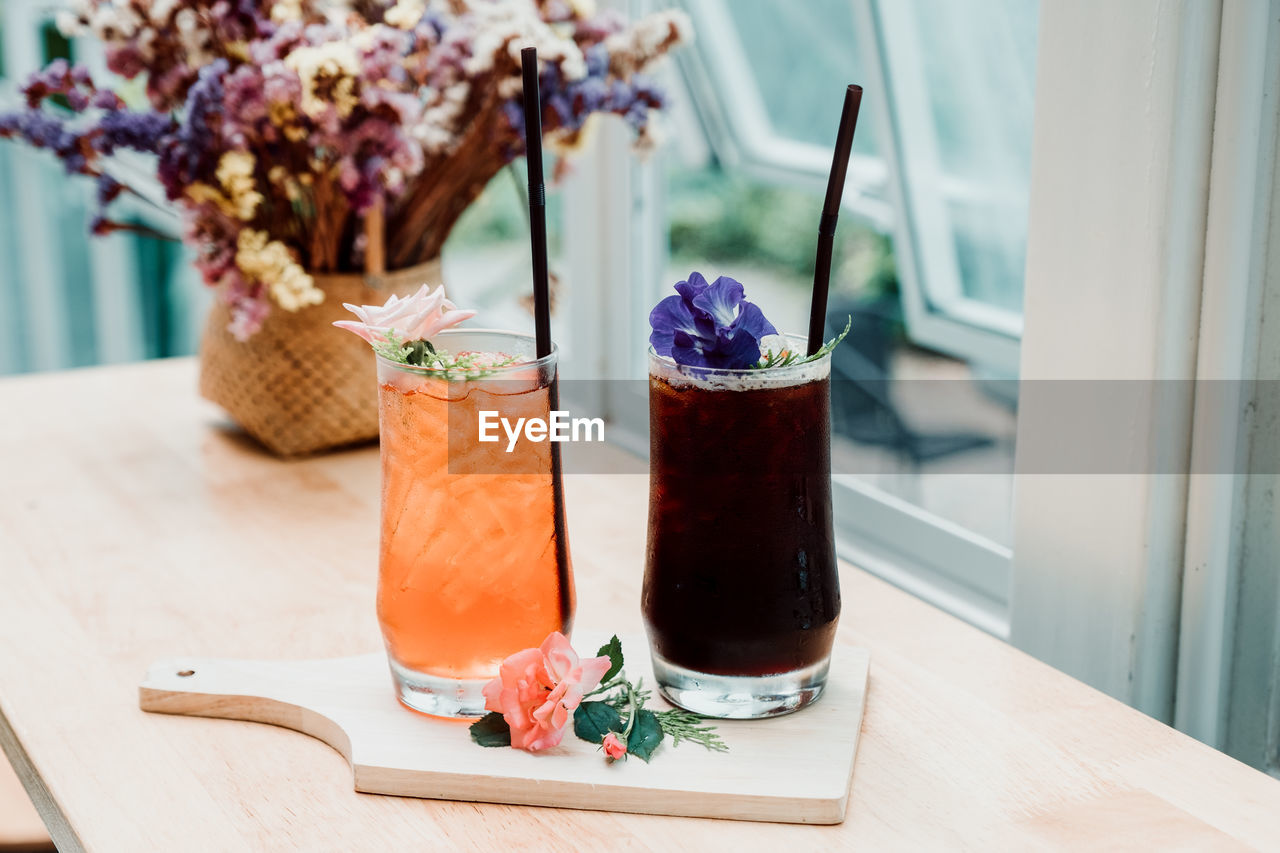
753, 316, 852, 369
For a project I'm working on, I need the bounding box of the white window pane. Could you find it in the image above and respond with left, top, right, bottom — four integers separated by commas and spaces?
879, 0, 1038, 321
911, 1, 1037, 181
678, 0, 888, 222
719, 0, 879, 158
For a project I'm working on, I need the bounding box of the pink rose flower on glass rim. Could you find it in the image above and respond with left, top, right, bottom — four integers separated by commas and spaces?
482, 632, 611, 752
333, 283, 475, 344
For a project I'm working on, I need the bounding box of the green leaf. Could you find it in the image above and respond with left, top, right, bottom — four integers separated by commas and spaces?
573, 701, 622, 744
655, 708, 729, 753
405, 339, 435, 366
596, 635, 624, 684
626, 709, 664, 762
372, 330, 409, 364
469, 712, 511, 747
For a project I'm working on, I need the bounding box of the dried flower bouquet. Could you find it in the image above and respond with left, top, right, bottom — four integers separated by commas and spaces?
1, 0, 690, 339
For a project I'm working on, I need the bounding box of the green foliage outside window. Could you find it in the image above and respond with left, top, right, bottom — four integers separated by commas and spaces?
668, 163, 898, 302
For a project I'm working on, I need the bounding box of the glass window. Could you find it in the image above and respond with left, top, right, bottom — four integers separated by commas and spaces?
714, 0, 878, 158
635, 0, 1039, 621
876, 0, 1038, 337
441, 164, 567, 345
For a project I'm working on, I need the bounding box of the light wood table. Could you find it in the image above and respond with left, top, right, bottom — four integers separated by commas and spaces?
0, 758, 50, 852
1, 359, 1279, 851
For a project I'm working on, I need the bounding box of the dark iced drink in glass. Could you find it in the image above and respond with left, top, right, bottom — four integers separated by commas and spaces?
643, 337, 840, 718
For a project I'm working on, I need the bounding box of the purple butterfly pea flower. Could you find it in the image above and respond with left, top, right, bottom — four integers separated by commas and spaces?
649, 272, 778, 369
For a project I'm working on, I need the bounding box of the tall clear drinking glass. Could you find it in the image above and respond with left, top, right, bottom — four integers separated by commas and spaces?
643, 334, 840, 718
376, 329, 574, 717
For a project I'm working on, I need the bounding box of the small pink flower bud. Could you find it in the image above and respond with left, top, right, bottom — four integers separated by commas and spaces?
602, 731, 627, 760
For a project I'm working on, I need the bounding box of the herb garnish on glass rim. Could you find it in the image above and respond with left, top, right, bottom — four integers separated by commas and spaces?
334, 283, 532, 378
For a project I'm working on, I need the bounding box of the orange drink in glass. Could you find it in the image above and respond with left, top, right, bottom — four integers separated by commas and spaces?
375, 329, 574, 717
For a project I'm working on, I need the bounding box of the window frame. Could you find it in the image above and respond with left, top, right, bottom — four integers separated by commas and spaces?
572, 0, 1020, 638
2, 5, 202, 372
677, 0, 1027, 375
865, 0, 1027, 374
676, 0, 893, 229
1010, 0, 1280, 778
1171, 0, 1280, 772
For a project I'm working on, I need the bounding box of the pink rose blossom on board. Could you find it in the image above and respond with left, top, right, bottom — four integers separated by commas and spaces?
333, 283, 475, 344
482, 632, 611, 752
601, 731, 627, 760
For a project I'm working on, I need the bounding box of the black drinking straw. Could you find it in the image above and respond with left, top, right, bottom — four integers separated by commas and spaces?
807, 84, 863, 355
521, 47, 553, 360
521, 47, 572, 625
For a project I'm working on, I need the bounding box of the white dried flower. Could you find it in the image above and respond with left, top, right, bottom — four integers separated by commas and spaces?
559, 49, 587, 80
90, 5, 120, 36
415, 80, 472, 154
605, 10, 692, 74
137, 27, 157, 62
285, 41, 362, 118
496, 76, 523, 99
270, 0, 304, 23
149, 0, 181, 24
56, 10, 87, 37
383, 0, 425, 30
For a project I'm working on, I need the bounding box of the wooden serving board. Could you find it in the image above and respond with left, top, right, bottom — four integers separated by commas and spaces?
139, 633, 869, 825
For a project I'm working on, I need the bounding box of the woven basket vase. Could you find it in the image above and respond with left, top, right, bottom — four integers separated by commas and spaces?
198, 257, 442, 457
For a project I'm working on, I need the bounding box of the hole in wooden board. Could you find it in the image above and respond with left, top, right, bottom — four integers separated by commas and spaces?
177, 670, 195, 677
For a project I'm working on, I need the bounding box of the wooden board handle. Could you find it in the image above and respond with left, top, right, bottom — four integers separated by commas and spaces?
137, 647, 869, 825
138, 655, 386, 765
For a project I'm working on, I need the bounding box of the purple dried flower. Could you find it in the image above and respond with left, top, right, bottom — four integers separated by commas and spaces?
157, 59, 228, 195
502, 100, 525, 140
650, 273, 779, 369
183, 209, 241, 286
509, 55, 670, 145
66, 90, 91, 111
574, 76, 608, 112
96, 174, 123, 206
21, 60, 102, 112
623, 104, 648, 131
106, 46, 147, 81
0, 110, 88, 173
21, 58, 69, 96
585, 44, 610, 77
90, 90, 123, 110
95, 111, 173, 155
223, 65, 270, 129
418, 10, 446, 40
